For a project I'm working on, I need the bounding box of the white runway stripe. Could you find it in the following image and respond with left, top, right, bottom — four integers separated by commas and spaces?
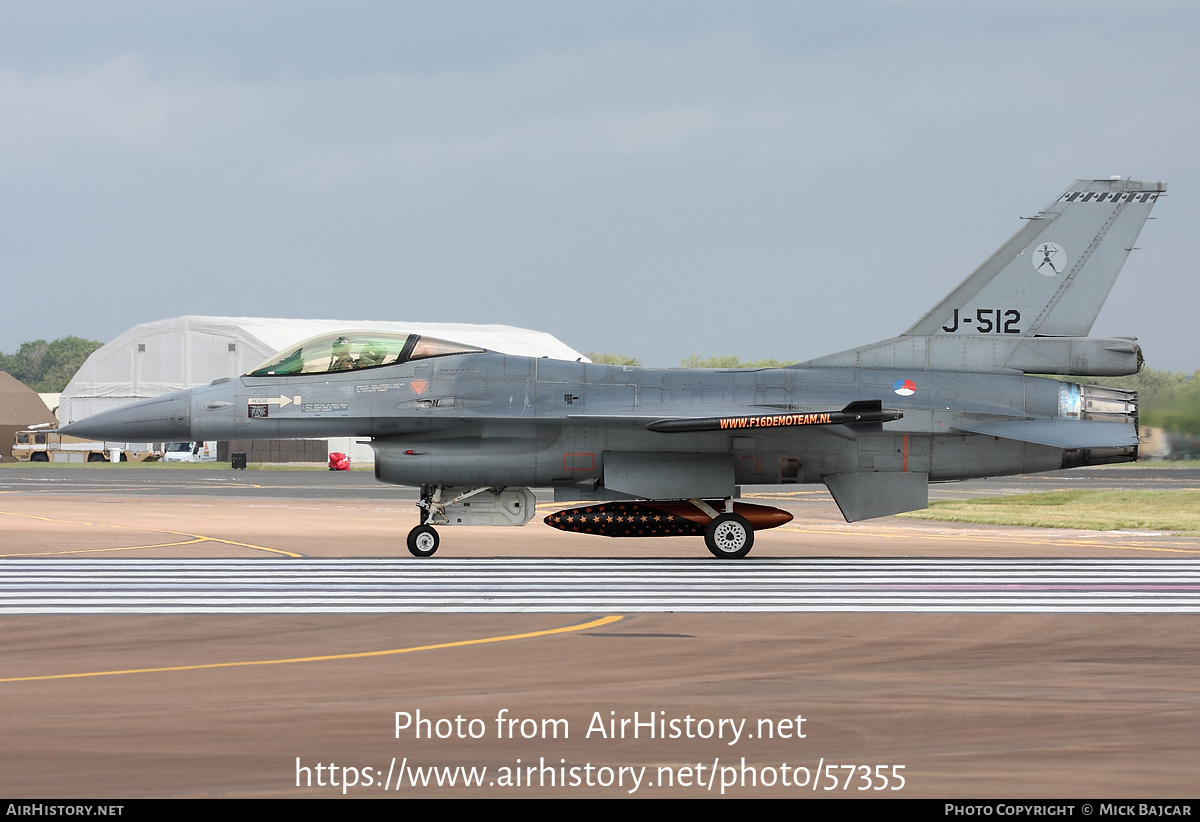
4, 559, 1200, 613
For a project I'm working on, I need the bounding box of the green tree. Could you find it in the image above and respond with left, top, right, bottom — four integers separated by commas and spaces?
681, 355, 799, 369
586, 352, 641, 366
1138, 371, 1200, 434
0, 336, 103, 392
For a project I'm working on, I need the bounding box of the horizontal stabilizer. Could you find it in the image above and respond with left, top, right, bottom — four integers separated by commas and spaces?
823, 472, 929, 522
953, 419, 1138, 449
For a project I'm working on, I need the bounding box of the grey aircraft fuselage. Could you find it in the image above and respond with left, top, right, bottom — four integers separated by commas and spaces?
58, 177, 1162, 557
177, 359, 1069, 485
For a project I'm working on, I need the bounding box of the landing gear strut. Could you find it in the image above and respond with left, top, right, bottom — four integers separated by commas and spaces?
407, 485, 442, 558
407, 484, 498, 558
686, 498, 755, 559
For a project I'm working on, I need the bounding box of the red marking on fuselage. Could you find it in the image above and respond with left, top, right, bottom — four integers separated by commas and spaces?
563, 453, 595, 471
410, 379, 428, 395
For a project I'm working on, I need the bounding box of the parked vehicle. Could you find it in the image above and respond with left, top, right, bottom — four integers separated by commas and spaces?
161, 441, 218, 463
13, 426, 156, 463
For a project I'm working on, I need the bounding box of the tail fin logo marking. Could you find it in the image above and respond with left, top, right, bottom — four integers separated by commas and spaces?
1034, 242, 1066, 276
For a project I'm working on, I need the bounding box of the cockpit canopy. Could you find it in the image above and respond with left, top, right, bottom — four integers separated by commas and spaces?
246, 331, 485, 377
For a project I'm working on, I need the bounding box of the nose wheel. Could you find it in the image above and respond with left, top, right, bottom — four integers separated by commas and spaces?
407, 524, 440, 557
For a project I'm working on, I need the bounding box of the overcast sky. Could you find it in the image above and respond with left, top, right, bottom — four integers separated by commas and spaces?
2, 1, 1196, 370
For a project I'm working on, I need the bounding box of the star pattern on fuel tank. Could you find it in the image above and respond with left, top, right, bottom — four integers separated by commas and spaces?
544, 502, 706, 538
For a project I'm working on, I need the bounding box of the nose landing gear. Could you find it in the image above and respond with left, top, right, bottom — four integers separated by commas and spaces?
406, 523, 440, 557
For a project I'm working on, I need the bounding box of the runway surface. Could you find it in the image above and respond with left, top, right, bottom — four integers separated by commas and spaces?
6, 558, 1200, 613
3, 464, 1198, 563
2, 464, 1200, 797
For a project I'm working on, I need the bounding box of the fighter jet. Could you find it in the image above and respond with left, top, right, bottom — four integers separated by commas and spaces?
60, 178, 1164, 558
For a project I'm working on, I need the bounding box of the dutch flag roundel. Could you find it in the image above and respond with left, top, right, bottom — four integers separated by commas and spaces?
893, 378, 916, 397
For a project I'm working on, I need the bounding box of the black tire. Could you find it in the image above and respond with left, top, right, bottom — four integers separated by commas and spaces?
30, 452, 49, 462
87, 453, 108, 463
407, 524, 440, 558
704, 513, 754, 559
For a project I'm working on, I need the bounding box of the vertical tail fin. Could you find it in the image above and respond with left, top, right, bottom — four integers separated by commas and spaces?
804, 178, 1165, 376
907, 178, 1165, 337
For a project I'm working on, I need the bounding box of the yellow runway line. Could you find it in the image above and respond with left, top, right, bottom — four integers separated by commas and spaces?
0, 509, 302, 558
0, 538, 208, 558
0, 615, 624, 684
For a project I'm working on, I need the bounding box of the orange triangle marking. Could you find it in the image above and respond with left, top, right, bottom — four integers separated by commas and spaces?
411, 380, 428, 395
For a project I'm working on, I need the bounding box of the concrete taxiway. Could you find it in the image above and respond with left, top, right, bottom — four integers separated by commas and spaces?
1, 464, 1198, 797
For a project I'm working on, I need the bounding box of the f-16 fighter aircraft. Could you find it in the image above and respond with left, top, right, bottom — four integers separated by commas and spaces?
60, 178, 1165, 558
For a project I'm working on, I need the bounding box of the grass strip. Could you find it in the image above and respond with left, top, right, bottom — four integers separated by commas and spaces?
902, 490, 1200, 533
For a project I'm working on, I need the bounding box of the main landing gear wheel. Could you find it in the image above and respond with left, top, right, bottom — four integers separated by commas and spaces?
705, 513, 754, 559
407, 524, 440, 558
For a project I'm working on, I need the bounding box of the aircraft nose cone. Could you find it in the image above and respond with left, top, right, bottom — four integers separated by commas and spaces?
59, 390, 193, 441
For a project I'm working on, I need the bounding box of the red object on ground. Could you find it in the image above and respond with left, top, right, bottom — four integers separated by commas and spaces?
328, 452, 350, 471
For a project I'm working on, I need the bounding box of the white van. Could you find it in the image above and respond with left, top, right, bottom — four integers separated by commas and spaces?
161, 442, 217, 463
